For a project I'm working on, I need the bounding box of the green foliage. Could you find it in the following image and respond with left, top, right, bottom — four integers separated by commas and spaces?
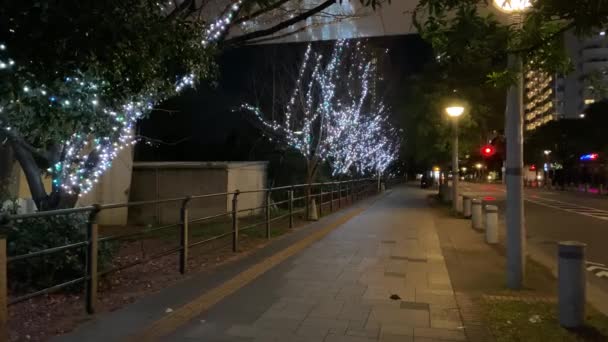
1, 213, 116, 292
413, 0, 608, 87
397, 61, 505, 171
0, 0, 215, 148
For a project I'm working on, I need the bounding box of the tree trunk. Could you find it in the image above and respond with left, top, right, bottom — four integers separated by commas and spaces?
10, 141, 78, 211
0, 144, 14, 195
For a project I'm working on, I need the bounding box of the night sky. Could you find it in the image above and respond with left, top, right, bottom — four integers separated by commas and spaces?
135, 35, 432, 182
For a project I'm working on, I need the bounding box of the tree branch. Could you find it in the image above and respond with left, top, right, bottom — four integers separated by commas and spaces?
165, 0, 195, 21
0, 122, 51, 164
507, 21, 575, 55
233, 0, 292, 24
225, 0, 337, 46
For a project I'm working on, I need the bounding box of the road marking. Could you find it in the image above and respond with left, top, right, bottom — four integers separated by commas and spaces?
587, 265, 608, 272
127, 204, 370, 341
524, 196, 608, 222
585, 261, 608, 280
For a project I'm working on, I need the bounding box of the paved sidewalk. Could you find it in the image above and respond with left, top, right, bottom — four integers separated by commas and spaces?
166, 187, 465, 342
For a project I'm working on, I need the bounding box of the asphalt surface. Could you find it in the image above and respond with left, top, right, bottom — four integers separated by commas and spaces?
459, 182, 608, 310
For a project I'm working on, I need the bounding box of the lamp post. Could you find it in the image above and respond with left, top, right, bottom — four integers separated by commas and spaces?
493, 0, 532, 289
446, 105, 465, 213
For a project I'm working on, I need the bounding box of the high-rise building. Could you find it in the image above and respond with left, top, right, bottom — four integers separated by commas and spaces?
561, 30, 608, 119
524, 67, 560, 131
524, 30, 608, 131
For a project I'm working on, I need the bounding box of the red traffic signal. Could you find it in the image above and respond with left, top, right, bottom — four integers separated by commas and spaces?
481, 145, 496, 158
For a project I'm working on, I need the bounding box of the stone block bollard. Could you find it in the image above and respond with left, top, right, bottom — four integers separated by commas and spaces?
463, 196, 472, 218
485, 205, 498, 244
456, 194, 464, 215
558, 241, 586, 328
471, 198, 482, 230
308, 198, 319, 221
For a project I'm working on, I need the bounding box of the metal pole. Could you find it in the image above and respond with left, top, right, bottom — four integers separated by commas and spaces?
319, 187, 323, 217
0, 223, 7, 341
452, 120, 459, 213
232, 190, 239, 253
288, 188, 294, 229
265, 189, 271, 239
86, 205, 100, 314
338, 183, 342, 209
179, 196, 191, 274
330, 183, 334, 212
506, 23, 526, 288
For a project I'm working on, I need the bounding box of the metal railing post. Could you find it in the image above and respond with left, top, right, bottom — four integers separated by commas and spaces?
288, 188, 294, 229
330, 183, 334, 212
305, 186, 310, 220
86, 205, 100, 314
265, 189, 271, 239
319, 186, 324, 217
232, 191, 240, 253
0, 216, 7, 341
179, 196, 191, 274
338, 183, 342, 209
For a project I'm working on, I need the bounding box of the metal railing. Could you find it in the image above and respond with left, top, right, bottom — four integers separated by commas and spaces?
0, 177, 389, 337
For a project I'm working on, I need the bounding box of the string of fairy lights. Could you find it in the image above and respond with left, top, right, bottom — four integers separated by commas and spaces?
240, 39, 398, 176
0, 0, 243, 196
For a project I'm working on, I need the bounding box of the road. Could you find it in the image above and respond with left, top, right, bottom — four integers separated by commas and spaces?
460, 182, 608, 312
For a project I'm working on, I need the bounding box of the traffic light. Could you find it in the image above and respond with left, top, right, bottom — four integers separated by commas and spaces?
481, 145, 496, 158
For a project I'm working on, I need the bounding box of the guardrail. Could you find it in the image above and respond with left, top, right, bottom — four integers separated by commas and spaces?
0, 177, 396, 338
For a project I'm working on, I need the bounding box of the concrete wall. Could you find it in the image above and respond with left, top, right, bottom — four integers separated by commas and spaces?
128, 163, 229, 225
78, 146, 134, 226
227, 163, 268, 217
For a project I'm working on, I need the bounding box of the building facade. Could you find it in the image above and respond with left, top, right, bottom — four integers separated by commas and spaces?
524, 67, 560, 131
524, 30, 608, 132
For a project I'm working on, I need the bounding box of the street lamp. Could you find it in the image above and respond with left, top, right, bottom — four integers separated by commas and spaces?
446, 105, 465, 212
493, 0, 532, 290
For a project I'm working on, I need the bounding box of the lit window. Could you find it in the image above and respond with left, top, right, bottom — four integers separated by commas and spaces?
584, 99, 595, 105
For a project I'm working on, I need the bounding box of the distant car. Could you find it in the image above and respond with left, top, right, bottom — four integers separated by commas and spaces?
420, 175, 430, 188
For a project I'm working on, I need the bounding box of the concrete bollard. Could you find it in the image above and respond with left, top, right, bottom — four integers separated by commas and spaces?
456, 194, 464, 215
485, 205, 498, 244
308, 198, 319, 221
471, 198, 483, 230
463, 196, 472, 218
599, 184, 604, 196
558, 241, 586, 328
380, 182, 386, 192
584, 184, 589, 193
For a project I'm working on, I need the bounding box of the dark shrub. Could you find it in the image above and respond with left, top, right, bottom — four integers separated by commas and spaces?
1, 212, 116, 293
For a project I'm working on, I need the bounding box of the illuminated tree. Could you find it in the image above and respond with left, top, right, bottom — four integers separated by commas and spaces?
241, 40, 397, 182
0, 0, 384, 211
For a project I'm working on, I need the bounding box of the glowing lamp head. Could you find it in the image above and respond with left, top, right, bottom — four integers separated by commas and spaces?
446, 106, 465, 118
493, 0, 532, 13
543, 150, 551, 156
475, 163, 483, 170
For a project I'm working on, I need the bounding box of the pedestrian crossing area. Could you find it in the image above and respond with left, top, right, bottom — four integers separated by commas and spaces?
525, 196, 608, 221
